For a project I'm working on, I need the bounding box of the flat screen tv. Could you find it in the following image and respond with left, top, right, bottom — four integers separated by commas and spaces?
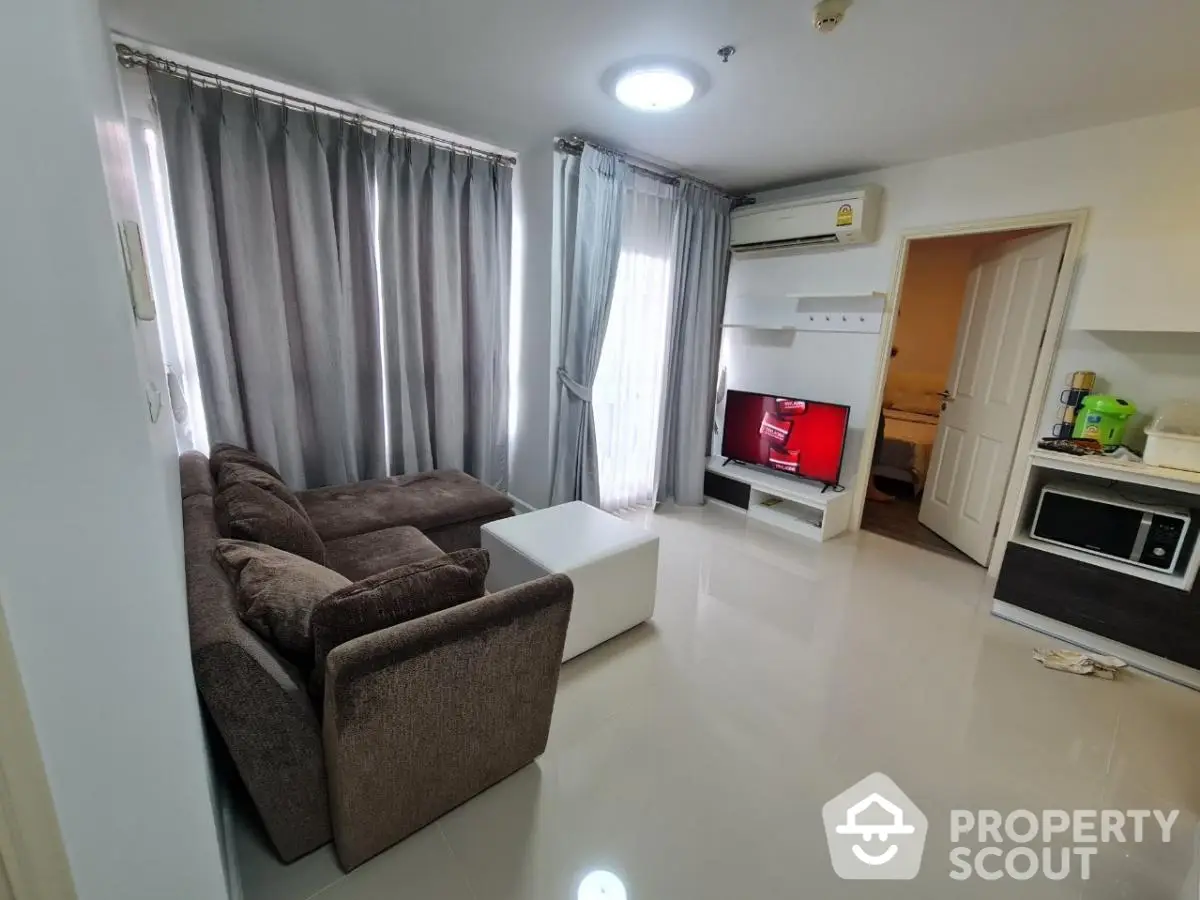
721, 389, 850, 487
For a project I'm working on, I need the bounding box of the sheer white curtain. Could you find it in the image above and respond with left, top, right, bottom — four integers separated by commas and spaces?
592, 173, 676, 510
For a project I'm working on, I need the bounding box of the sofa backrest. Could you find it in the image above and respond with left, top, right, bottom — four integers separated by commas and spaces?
180, 449, 215, 499
180, 452, 332, 861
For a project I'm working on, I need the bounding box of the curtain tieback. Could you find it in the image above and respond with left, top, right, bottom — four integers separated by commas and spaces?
557, 368, 593, 403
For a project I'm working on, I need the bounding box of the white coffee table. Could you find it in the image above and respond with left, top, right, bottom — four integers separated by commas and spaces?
481, 501, 659, 662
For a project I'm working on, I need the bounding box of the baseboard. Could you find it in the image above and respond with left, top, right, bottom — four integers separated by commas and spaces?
508, 495, 537, 514
992, 600, 1200, 692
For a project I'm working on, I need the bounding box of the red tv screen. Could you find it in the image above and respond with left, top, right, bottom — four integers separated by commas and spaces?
721, 390, 850, 485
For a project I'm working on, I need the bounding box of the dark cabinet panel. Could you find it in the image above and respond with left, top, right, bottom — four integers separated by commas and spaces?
995, 542, 1200, 668
704, 470, 752, 510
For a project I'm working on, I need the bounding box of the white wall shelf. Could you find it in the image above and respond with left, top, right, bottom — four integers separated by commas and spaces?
791, 313, 881, 334
722, 318, 879, 334
722, 324, 799, 331
1028, 448, 1200, 496
784, 292, 889, 304
1021, 449, 1200, 592
722, 293, 888, 335
705, 458, 851, 542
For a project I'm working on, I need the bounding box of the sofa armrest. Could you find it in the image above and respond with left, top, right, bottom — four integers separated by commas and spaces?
193, 640, 331, 861
322, 574, 573, 870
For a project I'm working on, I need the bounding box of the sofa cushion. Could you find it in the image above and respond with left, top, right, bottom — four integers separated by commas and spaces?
310, 549, 489, 692
210, 442, 285, 482
216, 540, 351, 665
324, 526, 444, 581
423, 516, 513, 553
218, 460, 309, 519
216, 482, 327, 565
297, 470, 513, 542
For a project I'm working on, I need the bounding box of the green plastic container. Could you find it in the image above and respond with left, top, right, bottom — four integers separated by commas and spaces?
1072, 395, 1137, 447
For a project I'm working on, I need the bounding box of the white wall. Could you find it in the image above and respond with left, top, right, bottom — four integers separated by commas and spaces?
721, 287, 885, 484
722, 331, 880, 482
512, 109, 1200, 508
0, 0, 227, 897
1038, 330, 1200, 450
508, 142, 558, 509
733, 104, 1200, 474
115, 66, 232, 889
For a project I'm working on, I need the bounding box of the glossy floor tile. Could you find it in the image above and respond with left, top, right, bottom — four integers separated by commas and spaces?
860, 492, 970, 562
233, 504, 1200, 900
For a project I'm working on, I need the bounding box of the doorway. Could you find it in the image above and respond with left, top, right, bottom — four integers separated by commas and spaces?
860, 225, 1071, 565
0, 597, 76, 900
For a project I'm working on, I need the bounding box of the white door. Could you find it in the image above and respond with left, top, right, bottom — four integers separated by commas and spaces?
0, 596, 77, 900
919, 227, 1069, 564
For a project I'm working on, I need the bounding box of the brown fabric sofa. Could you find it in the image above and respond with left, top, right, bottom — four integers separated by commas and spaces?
299, 469, 515, 552
180, 450, 571, 870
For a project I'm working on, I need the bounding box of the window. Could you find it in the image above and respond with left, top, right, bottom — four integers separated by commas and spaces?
592, 175, 676, 510
129, 118, 209, 452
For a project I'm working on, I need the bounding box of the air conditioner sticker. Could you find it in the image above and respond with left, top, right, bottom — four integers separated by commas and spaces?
836, 204, 854, 227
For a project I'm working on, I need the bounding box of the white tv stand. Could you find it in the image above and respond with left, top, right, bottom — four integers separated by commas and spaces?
704, 457, 852, 542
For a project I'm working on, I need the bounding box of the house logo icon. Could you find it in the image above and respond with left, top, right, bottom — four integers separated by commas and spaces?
822, 773, 928, 879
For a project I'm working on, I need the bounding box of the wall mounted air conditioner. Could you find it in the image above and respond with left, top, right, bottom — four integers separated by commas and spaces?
730, 185, 882, 254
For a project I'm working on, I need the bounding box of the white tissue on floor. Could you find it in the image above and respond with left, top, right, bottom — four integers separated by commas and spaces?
1033, 647, 1128, 679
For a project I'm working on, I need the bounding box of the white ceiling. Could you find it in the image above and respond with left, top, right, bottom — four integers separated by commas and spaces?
103, 0, 1200, 192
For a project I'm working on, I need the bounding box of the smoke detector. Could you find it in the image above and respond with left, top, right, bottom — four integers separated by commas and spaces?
813, 0, 852, 33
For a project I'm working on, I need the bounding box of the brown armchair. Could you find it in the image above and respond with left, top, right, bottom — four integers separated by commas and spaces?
324, 577, 570, 868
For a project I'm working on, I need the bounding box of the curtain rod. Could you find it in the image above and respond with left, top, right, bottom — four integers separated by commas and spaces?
115, 44, 517, 167
554, 136, 737, 199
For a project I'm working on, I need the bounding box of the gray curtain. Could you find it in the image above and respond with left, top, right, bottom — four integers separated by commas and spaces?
549, 146, 629, 505
374, 139, 512, 489
656, 182, 733, 505
151, 73, 384, 488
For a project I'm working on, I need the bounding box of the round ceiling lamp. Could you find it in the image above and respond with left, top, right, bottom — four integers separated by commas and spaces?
578, 870, 627, 900
603, 59, 708, 113
614, 67, 694, 112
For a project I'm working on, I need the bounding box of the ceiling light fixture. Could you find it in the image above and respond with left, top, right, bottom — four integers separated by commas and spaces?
614, 67, 694, 112
603, 59, 708, 113
578, 870, 627, 900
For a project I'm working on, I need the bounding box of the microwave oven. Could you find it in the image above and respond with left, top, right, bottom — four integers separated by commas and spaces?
1031, 483, 1191, 572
